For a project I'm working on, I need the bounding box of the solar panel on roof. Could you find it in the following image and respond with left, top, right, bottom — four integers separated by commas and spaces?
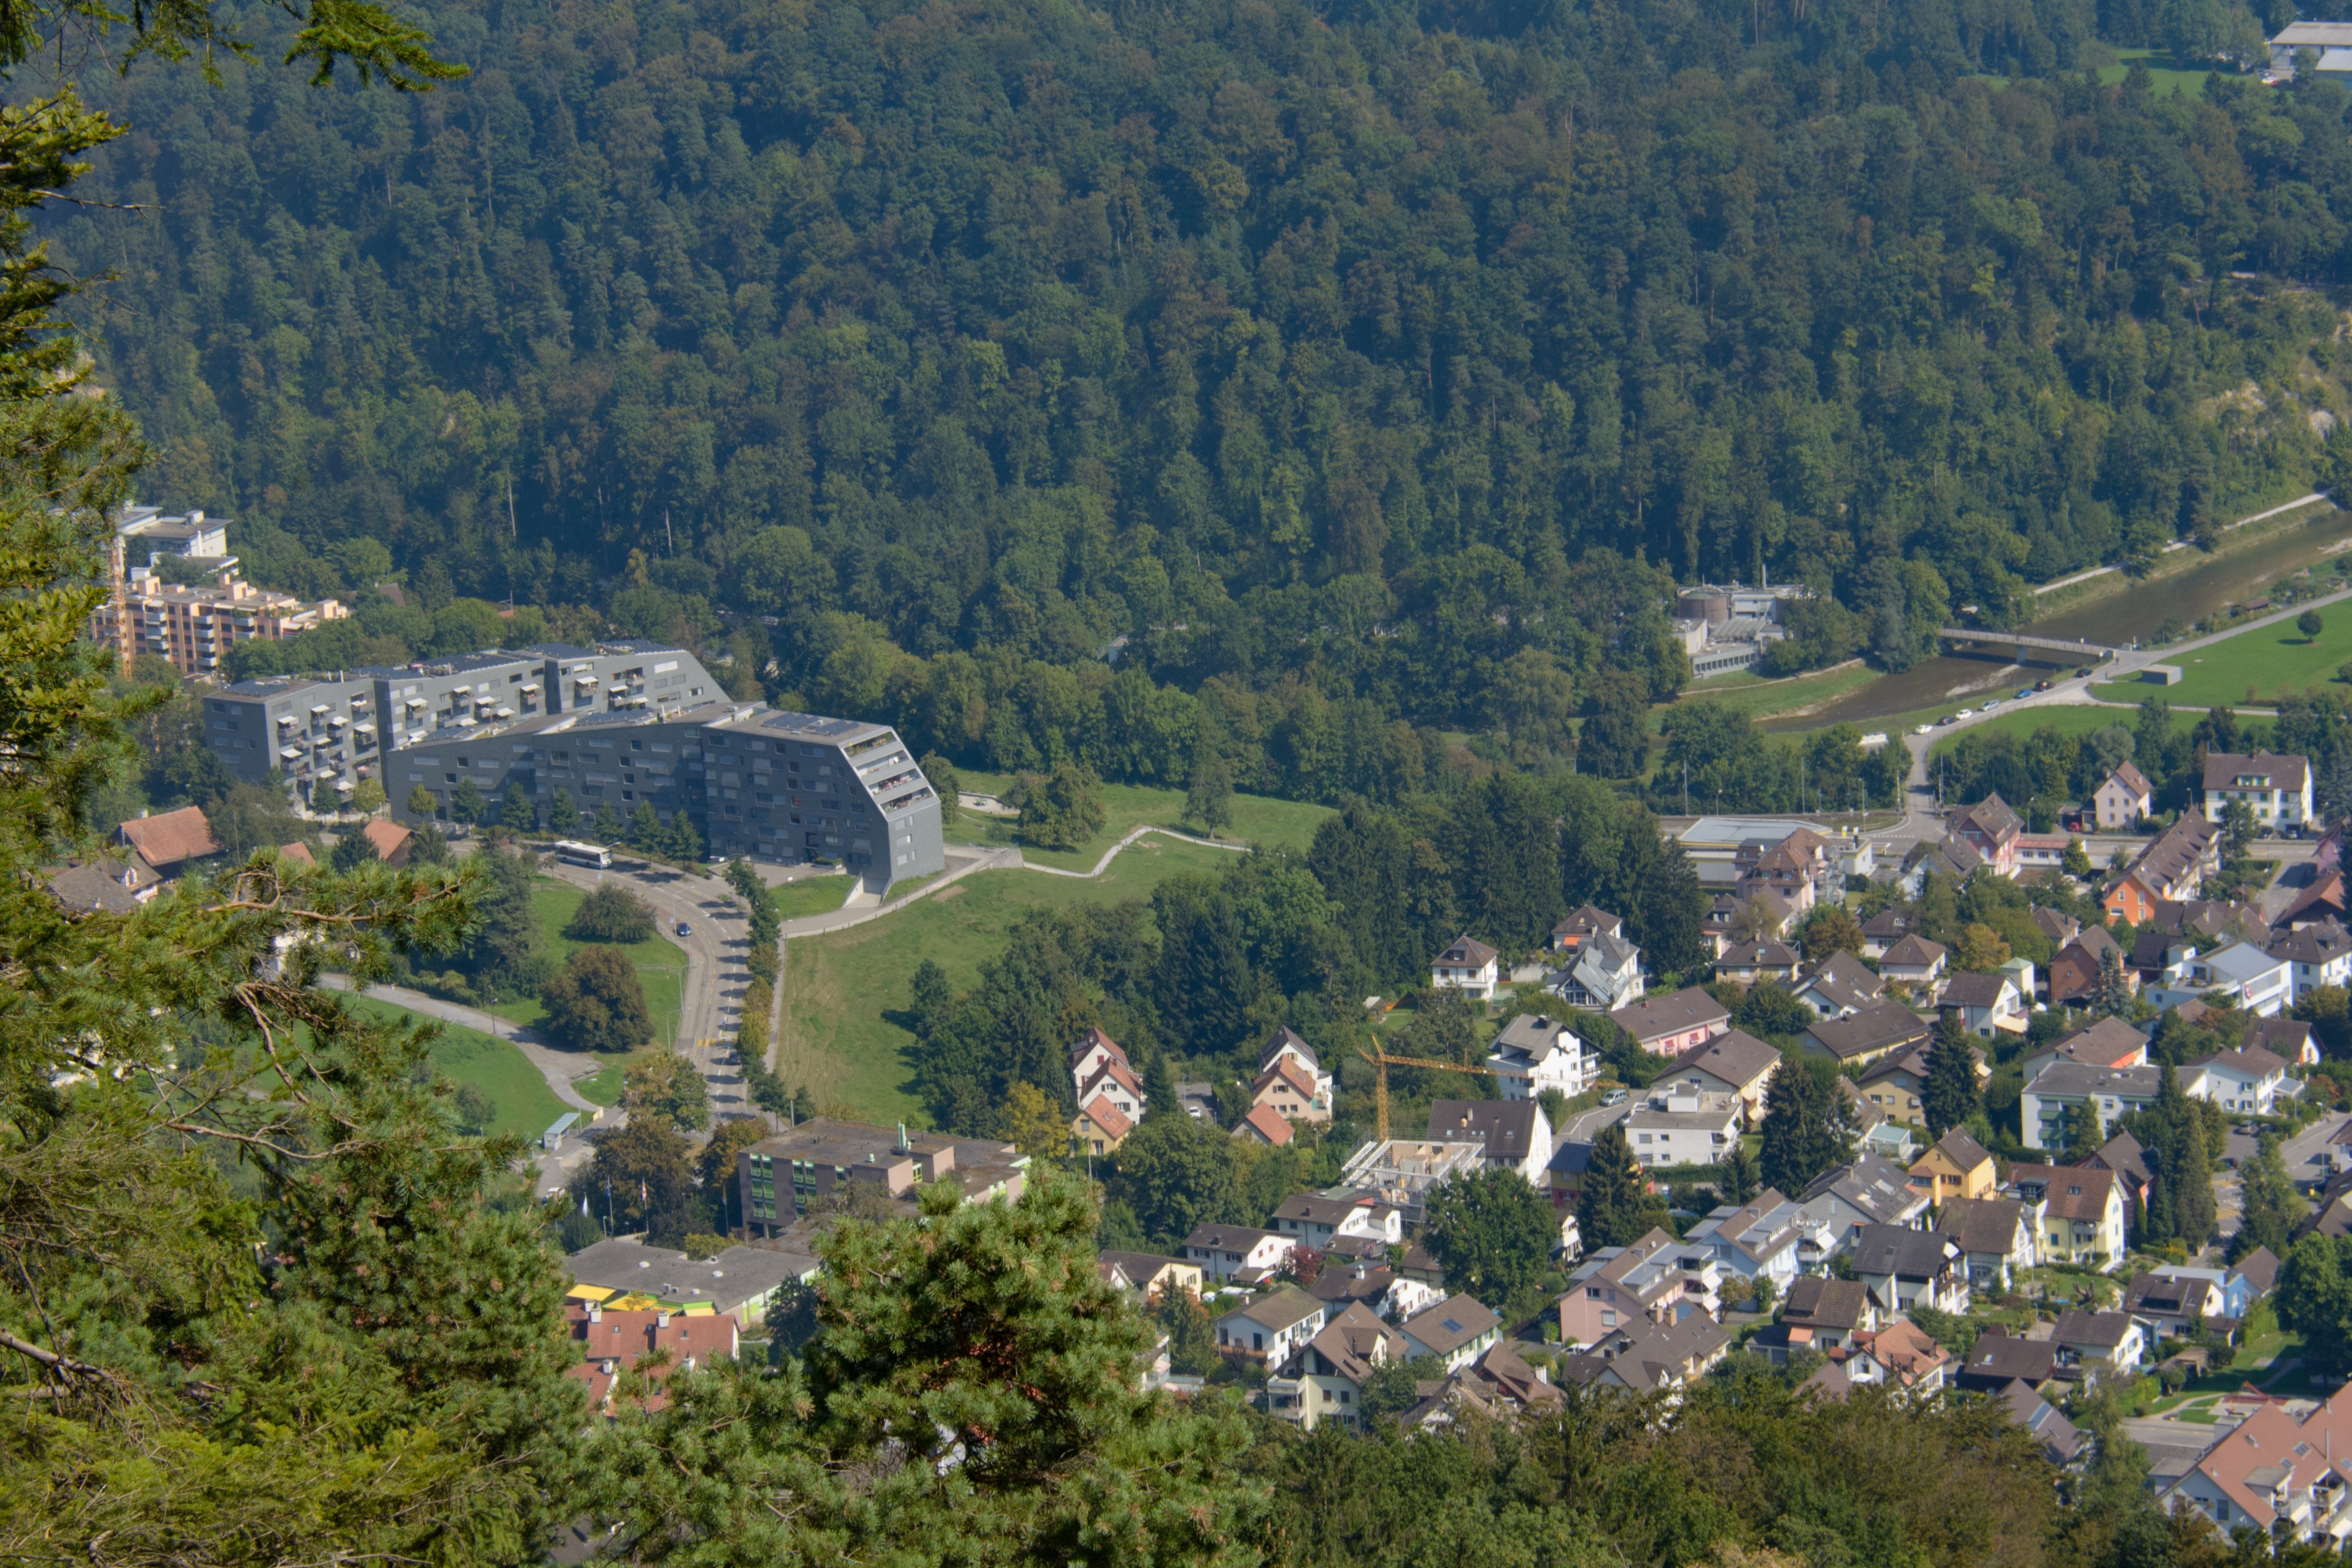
1441, 1318, 1463, 1333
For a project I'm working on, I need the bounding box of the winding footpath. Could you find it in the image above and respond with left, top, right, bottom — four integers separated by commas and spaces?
318, 974, 611, 1119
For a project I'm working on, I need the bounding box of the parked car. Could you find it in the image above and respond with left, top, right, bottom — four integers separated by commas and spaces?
2035, 678, 2055, 691
1982, 699, 2002, 710
1914, 723, 1936, 735
1600, 1088, 1629, 1107
1937, 714, 1959, 727
2016, 687, 2034, 700
2075, 666, 2095, 678
1955, 708, 1976, 718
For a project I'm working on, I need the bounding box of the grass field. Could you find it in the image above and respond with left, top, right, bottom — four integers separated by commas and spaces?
1924, 701, 2198, 763
343, 994, 569, 1141
770, 874, 854, 920
2097, 48, 2224, 99
778, 837, 1250, 1122
1672, 663, 1882, 725
480, 879, 692, 1045
947, 770, 1335, 871
2092, 606, 2352, 709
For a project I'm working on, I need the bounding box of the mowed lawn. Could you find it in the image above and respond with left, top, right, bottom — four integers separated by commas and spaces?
342, 994, 568, 1141
948, 770, 1335, 871
1926, 701, 2199, 763
2093, 607, 2352, 709
769, 874, 856, 920
481, 878, 691, 1045
779, 837, 1250, 1122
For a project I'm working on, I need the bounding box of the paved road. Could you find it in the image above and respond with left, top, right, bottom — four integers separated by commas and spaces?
540, 856, 753, 1114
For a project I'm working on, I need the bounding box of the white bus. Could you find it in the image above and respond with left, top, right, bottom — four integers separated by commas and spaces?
554, 840, 613, 869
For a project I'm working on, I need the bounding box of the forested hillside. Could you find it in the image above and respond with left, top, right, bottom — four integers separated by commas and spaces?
50, 0, 2352, 789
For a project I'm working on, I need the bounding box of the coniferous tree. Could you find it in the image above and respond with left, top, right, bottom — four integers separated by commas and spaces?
666, 808, 701, 862
1142, 1047, 1181, 1119
1920, 1011, 1982, 1138
500, 780, 536, 830
2064, 1101, 2104, 1163
589, 1175, 1261, 1560
593, 801, 624, 841
1578, 1122, 1651, 1251
1718, 1140, 1762, 1208
547, 787, 579, 835
1760, 1057, 1856, 1197
406, 783, 437, 818
627, 800, 663, 851
449, 775, 485, 825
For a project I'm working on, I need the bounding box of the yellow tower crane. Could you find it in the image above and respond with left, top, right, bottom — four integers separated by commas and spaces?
1356, 1043, 1499, 1143
109, 531, 132, 678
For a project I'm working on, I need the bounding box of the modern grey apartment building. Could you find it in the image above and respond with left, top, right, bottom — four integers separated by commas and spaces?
199, 638, 947, 891
202, 641, 724, 791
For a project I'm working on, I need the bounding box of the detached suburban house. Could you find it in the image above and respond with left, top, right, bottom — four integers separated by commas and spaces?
1910, 1127, 1998, 1205
2094, 763, 2153, 829
2047, 925, 2130, 1008
2270, 924, 2352, 1004
1265, 1301, 1403, 1432
1936, 1197, 2039, 1293
2147, 941, 2293, 1018
1485, 1013, 1596, 1102
1751, 1276, 1878, 1362
1793, 950, 1886, 1019
1215, 1287, 1325, 1363
1946, 794, 2025, 878
1183, 1224, 1298, 1283
1426, 1099, 1555, 1185
1847, 1225, 1970, 1316
2189, 1046, 2297, 1118
1554, 929, 1646, 1011
1800, 999, 1932, 1069
1878, 935, 1949, 989
1610, 987, 1732, 1056
1660, 1029, 1782, 1124
2050, 1309, 2147, 1383
2203, 750, 2313, 834
1399, 1294, 1503, 1372
1431, 935, 1501, 999
1859, 1039, 1987, 1127
2009, 1165, 2126, 1270
1715, 939, 1802, 987
1558, 1228, 1723, 1348
1937, 972, 2029, 1037
2104, 812, 2221, 923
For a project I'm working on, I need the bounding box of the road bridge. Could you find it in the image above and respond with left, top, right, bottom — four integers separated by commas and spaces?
1936, 627, 2123, 658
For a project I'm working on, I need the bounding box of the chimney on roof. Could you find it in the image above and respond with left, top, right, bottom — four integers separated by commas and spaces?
588, 1303, 601, 1323
657, 1310, 671, 1328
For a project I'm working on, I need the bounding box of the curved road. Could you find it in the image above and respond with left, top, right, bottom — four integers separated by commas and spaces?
318, 974, 611, 1118
540, 857, 757, 1118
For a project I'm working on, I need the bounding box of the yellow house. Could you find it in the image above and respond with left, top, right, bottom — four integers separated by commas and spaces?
1909, 1127, 1997, 1204
2010, 1165, 2127, 1271
1074, 1096, 1134, 1156
1857, 1042, 1990, 1128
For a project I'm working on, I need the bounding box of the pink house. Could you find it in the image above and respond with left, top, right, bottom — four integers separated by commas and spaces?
1609, 987, 1733, 1056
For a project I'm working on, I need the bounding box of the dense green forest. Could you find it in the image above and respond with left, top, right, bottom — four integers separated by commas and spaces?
49, 0, 2352, 795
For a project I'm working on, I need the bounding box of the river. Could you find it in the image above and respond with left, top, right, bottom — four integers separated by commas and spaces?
1765, 504, 2352, 730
